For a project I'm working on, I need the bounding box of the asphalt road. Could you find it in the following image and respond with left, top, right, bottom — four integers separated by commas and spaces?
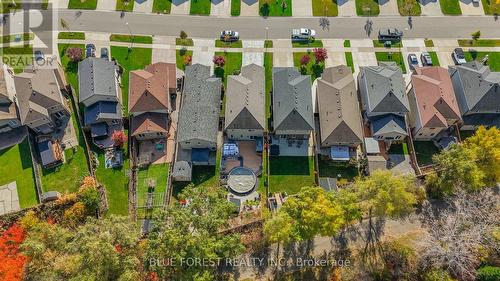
4, 9, 500, 40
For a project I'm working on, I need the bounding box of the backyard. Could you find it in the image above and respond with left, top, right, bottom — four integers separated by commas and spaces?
355, 0, 380, 16
413, 141, 440, 166
318, 158, 359, 181
269, 156, 316, 195
68, 0, 97, 9
153, 0, 172, 13
439, 0, 461, 15
387, 142, 409, 155
375, 52, 407, 74
465, 52, 500, 71
136, 164, 169, 212
312, 0, 338, 16
110, 46, 153, 113
190, 0, 211, 15
293, 52, 325, 80
259, 0, 293, 16
0, 139, 37, 209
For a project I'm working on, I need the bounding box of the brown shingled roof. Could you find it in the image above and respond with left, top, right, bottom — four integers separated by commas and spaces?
130, 112, 168, 136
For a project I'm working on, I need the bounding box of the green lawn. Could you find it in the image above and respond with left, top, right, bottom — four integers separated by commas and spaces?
373, 40, 403, 48
345, 52, 354, 73
68, 0, 97, 9
0, 33, 33, 44
259, 0, 292, 16
110, 34, 153, 44
375, 52, 407, 74
413, 141, 440, 166
176, 49, 193, 71
2, 46, 33, 74
344, 40, 351, 48
215, 40, 243, 48
439, 0, 461, 15
388, 143, 409, 155
397, 0, 421, 15
58, 44, 85, 95
110, 46, 152, 113
190, 0, 211, 15
312, 0, 338, 16
481, 0, 499, 14
214, 52, 243, 115
292, 40, 324, 48
0, 0, 22, 13
153, 0, 171, 13
355, 0, 380, 16
269, 156, 316, 195
265, 40, 274, 48
293, 52, 325, 80
428, 51, 440, 66
176, 38, 194, 46
116, 0, 134, 11
0, 139, 37, 209
318, 159, 358, 181
58, 32, 85, 40
136, 163, 168, 209
458, 39, 500, 47
231, 0, 241, 15
464, 52, 500, 71
424, 39, 434, 47
264, 53, 273, 123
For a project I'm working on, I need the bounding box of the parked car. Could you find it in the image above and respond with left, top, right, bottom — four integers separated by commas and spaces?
378, 28, 403, 40
86, 44, 96, 58
34, 50, 44, 62
421, 52, 433, 66
291, 28, 316, 41
220, 30, 239, 42
100, 47, 109, 60
408, 53, 419, 70
452, 48, 467, 65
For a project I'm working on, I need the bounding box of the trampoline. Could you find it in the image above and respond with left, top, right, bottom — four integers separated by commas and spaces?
227, 167, 257, 195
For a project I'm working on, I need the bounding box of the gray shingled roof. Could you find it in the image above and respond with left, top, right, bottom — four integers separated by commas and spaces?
371, 114, 408, 137
359, 62, 409, 115
449, 61, 500, 115
272, 67, 314, 131
177, 64, 221, 144
317, 66, 363, 146
225, 64, 265, 131
78, 58, 118, 104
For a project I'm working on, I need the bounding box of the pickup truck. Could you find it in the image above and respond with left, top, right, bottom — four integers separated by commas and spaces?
291, 28, 316, 41
378, 28, 403, 40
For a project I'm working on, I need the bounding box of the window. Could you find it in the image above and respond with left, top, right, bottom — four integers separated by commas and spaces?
111, 119, 119, 125
8, 120, 18, 126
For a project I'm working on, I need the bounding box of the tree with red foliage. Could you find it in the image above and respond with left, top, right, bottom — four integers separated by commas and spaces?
300, 54, 311, 66
213, 55, 226, 68
66, 47, 83, 62
0, 224, 27, 281
313, 48, 328, 64
184, 55, 192, 66
112, 130, 127, 148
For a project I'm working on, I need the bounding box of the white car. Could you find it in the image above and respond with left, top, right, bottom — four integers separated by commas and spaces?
452, 48, 467, 65
291, 28, 316, 41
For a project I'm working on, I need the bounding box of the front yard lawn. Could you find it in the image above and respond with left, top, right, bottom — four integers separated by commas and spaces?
215, 40, 243, 48
312, 0, 338, 16
176, 38, 194, 46
269, 156, 316, 195
373, 40, 403, 48
214, 52, 243, 115
259, 0, 292, 16
344, 40, 351, 47
428, 51, 440, 66
231, 0, 241, 15
68, 0, 97, 9
2, 46, 33, 73
153, 0, 172, 13
0, 139, 37, 209
375, 52, 407, 74
397, 0, 421, 15
116, 0, 134, 11
136, 163, 168, 208
190, 0, 211, 15
292, 40, 324, 48
293, 52, 325, 80
318, 158, 359, 181
439, 0, 461, 15
58, 32, 85, 40
176, 49, 193, 71
110, 34, 153, 44
464, 51, 500, 71
481, 0, 499, 14
355, 0, 380, 16
110, 46, 152, 113
58, 44, 85, 94
458, 39, 500, 47
413, 141, 440, 166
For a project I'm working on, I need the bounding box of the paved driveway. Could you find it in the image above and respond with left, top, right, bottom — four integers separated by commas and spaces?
97, 0, 117, 11
419, 0, 443, 15
437, 51, 456, 67
459, 0, 484, 15
325, 52, 347, 67
242, 40, 264, 66
134, 0, 154, 13
240, 0, 259, 16
192, 39, 215, 71
211, 0, 231, 16
379, 0, 400, 16
171, 0, 191, 15
292, 0, 313, 16
338, 0, 357, 16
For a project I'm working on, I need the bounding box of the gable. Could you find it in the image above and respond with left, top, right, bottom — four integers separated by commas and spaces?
130, 90, 168, 113
372, 90, 409, 113
322, 121, 362, 145
276, 109, 313, 131
226, 107, 263, 130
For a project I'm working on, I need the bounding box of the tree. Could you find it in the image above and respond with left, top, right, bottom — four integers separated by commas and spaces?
471, 30, 481, 41
184, 55, 192, 66
111, 130, 127, 148
0, 224, 27, 281
313, 48, 328, 64
463, 126, 500, 185
65, 47, 83, 62
179, 30, 188, 40
264, 211, 295, 266
147, 184, 244, 280
212, 55, 226, 68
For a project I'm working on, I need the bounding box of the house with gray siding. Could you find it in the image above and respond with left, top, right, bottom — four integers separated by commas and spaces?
358, 62, 410, 142
272, 67, 314, 139
449, 61, 500, 130
0, 64, 22, 135
225, 64, 265, 140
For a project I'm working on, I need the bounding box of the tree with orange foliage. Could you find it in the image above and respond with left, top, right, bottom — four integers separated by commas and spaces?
0, 224, 27, 281
111, 130, 127, 148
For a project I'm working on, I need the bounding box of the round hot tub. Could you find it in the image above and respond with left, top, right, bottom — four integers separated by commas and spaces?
227, 167, 257, 195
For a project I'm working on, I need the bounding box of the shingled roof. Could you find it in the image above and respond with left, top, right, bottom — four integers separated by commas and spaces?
177, 64, 221, 144
359, 62, 409, 115
272, 67, 314, 132
129, 62, 176, 113
0, 64, 18, 121
131, 112, 168, 136
317, 66, 363, 146
225, 64, 265, 131
78, 57, 118, 104
411, 66, 461, 128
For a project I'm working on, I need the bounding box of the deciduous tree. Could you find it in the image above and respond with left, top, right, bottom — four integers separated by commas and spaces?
0, 224, 27, 281
213, 55, 226, 68
65, 47, 83, 62
313, 48, 328, 64
111, 130, 127, 148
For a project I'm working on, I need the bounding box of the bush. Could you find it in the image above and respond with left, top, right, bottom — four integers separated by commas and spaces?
422, 268, 455, 281
477, 266, 500, 281
180, 30, 188, 39
179, 47, 187, 56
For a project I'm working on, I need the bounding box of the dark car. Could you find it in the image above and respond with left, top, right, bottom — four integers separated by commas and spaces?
100, 47, 109, 60
408, 53, 419, 70
34, 50, 44, 62
421, 52, 433, 66
220, 30, 239, 42
378, 28, 403, 40
86, 44, 96, 58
